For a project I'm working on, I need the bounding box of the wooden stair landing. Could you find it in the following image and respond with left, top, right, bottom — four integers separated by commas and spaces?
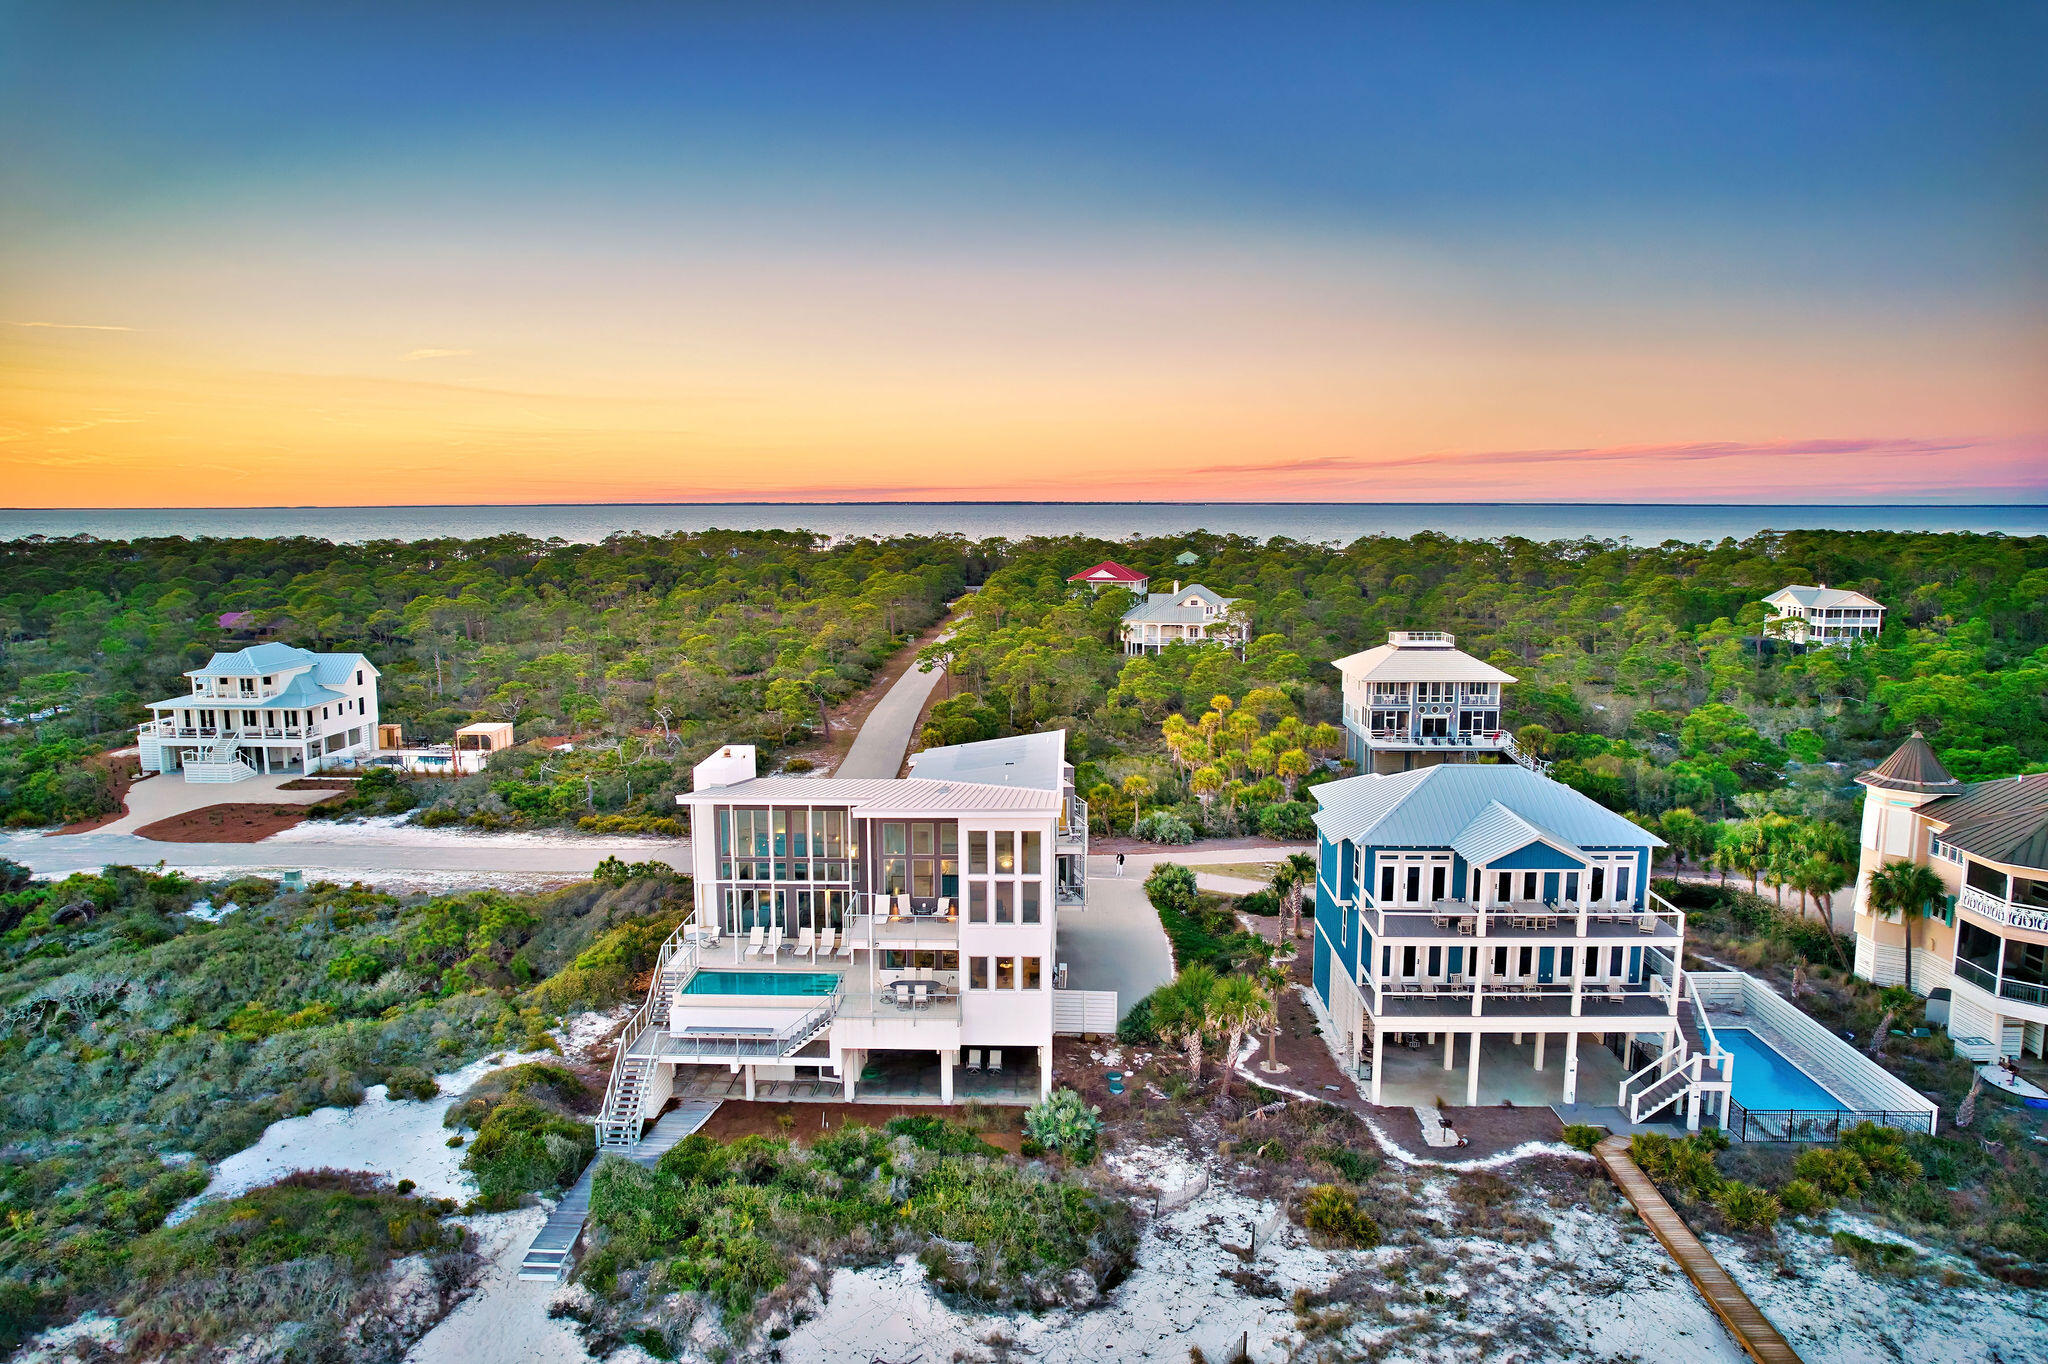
1593, 1135, 1802, 1364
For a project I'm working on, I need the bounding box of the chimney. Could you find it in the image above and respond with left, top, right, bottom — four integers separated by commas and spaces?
692, 743, 758, 790
1173, 580, 1181, 594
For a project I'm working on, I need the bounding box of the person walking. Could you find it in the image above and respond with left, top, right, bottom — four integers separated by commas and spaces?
1115, 852, 1126, 878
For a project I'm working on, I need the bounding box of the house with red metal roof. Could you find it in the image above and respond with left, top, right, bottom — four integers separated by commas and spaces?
1065, 560, 1149, 594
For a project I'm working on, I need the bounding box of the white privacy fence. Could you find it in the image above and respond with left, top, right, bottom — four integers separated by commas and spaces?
1052, 989, 1119, 1035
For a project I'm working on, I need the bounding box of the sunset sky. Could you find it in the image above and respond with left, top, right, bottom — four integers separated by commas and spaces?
3, 2, 2045, 507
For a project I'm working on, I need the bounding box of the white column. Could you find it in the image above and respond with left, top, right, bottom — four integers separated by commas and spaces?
1466, 1030, 1482, 1106
1038, 1044, 1053, 1098
1370, 1026, 1385, 1105
1563, 1033, 1580, 1104
841, 1050, 861, 1101
1444, 1032, 1455, 1070
940, 1049, 955, 1103
744, 1065, 756, 1100
1534, 1032, 1546, 1071
1571, 940, 1584, 1017
1471, 939, 1486, 1018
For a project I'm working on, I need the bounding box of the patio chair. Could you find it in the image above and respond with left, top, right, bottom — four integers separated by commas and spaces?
764, 926, 784, 958
815, 926, 835, 959
987, 1049, 1002, 1074
792, 925, 815, 958
1636, 914, 1656, 934
912, 981, 930, 1010
940, 897, 956, 921
894, 893, 913, 921
966, 1049, 983, 1071
1606, 983, 1624, 1003
1457, 918, 1475, 935
745, 926, 766, 958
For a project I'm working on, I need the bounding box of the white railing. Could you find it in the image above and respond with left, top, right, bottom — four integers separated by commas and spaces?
1959, 884, 2048, 934
593, 919, 702, 1147
141, 722, 311, 741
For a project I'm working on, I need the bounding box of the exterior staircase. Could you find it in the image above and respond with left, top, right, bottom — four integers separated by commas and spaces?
183, 731, 256, 784
1501, 731, 1551, 776
1618, 972, 1733, 1126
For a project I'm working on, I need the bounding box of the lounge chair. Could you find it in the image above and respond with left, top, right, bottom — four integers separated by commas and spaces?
1636, 914, 1656, 934
1607, 983, 1624, 1003
745, 926, 766, 958
912, 981, 930, 1010
764, 926, 784, 958
987, 1049, 1002, 1074
894, 893, 912, 921
835, 927, 857, 958
792, 925, 816, 958
815, 927, 835, 960
966, 1049, 983, 1071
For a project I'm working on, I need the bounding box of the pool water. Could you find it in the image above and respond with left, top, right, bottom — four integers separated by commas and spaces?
1716, 1027, 1846, 1111
680, 970, 839, 997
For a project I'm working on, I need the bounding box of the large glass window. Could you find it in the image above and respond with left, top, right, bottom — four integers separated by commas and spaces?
1966, 859, 2010, 897
969, 831, 988, 874
1021, 883, 1040, 924
1956, 921, 2003, 976
995, 831, 1016, 873
995, 882, 1015, 924
995, 956, 1016, 989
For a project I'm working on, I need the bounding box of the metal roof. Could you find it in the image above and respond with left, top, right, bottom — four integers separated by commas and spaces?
1332, 637, 1516, 684
1312, 764, 1661, 851
1121, 585, 1237, 625
149, 674, 347, 711
679, 775, 1060, 815
1925, 772, 2048, 872
906, 730, 1066, 791
187, 643, 377, 681
1855, 732, 1960, 794
1449, 800, 1588, 867
1066, 560, 1149, 584
1767, 584, 1882, 610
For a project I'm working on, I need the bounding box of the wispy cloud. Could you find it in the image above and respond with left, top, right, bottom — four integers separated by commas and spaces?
1186, 436, 1981, 483
5, 320, 136, 331
403, 347, 475, 361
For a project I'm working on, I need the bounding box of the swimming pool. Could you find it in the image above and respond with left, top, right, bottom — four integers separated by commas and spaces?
1717, 1027, 1847, 1112
680, 970, 839, 997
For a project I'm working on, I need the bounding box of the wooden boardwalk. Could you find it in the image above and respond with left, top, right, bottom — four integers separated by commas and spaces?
518, 1099, 721, 1281
1594, 1135, 1802, 1364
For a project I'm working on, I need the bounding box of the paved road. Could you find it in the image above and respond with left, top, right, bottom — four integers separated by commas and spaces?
835, 656, 946, 778
3, 826, 691, 889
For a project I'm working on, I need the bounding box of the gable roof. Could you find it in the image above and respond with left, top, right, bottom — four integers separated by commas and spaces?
1856, 732, 1960, 794
1767, 584, 1882, 610
1121, 585, 1238, 626
1332, 636, 1515, 684
1066, 560, 1148, 585
190, 642, 318, 677
1449, 800, 1588, 867
1312, 764, 1661, 851
906, 730, 1067, 792
677, 775, 1061, 815
1174, 550, 1201, 565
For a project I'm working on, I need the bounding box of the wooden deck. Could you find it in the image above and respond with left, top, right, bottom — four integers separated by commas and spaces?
1594, 1135, 1802, 1364
518, 1099, 721, 1281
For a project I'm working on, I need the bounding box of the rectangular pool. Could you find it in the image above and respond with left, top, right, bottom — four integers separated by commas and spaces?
680, 970, 839, 997
1717, 1027, 1847, 1111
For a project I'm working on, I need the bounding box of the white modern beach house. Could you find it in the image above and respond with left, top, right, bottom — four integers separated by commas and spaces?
1851, 733, 2048, 1063
1117, 582, 1246, 655
1310, 763, 1732, 1127
1334, 631, 1541, 775
1763, 584, 1886, 645
137, 642, 380, 783
593, 732, 1096, 1149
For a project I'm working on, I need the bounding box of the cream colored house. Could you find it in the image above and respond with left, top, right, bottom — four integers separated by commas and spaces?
1851, 733, 2048, 1061
1764, 584, 1885, 645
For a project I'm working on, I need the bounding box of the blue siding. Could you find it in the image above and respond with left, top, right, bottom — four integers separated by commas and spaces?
1490, 840, 1583, 871
1313, 928, 1330, 1005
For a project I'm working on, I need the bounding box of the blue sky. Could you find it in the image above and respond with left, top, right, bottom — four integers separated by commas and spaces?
3, 2, 2043, 504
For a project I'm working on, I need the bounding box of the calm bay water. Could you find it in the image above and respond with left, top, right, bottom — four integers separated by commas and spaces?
1, 502, 2042, 546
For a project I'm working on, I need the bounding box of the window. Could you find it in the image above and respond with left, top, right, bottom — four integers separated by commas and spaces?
356, 669, 364, 685
995, 956, 1016, 989
1492, 945, 1508, 975
1609, 946, 1624, 977
1427, 946, 1441, 977
1021, 883, 1041, 924
969, 831, 989, 874
969, 956, 989, 989
1615, 867, 1631, 904
1022, 957, 1042, 989
1565, 872, 1580, 902
1590, 867, 1606, 901
1431, 865, 1447, 901
969, 882, 988, 923
1496, 871, 1512, 903
1402, 945, 1417, 976
1584, 945, 1597, 975
995, 883, 1014, 924
1405, 866, 1421, 902
1022, 830, 1041, 875
995, 831, 1015, 873
1523, 871, 1538, 901
1518, 946, 1533, 976
1380, 865, 1395, 902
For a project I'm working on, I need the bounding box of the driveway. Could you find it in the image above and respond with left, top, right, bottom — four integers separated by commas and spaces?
1057, 845, 1312, 1020
834, 657, 946, 778
84, 770, 339, 835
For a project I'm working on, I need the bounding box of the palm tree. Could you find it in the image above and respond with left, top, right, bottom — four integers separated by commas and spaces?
1151, 966, 1218, 1085
1190, 764, 1225, 808
1276, 747, 1313, 798
1270, 851, 1316, 940
1122, 774, 1154, 833
1209, 974, 1272, 1099
1866, 859, 1946, 995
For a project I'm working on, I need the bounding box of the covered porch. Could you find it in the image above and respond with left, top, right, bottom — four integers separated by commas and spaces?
663, 1046, 1044, 1106
1364, 1024, 1660, 1107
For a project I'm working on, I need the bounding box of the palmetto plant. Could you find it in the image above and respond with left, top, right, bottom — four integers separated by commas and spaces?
1866, 858, 1947, 995
1150, 965, 1218, 1085
1207, 973, 1272, 1099
1270, 851, 1317, 940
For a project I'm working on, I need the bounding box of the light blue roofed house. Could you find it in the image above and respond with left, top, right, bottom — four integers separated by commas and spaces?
138, 643, 381, 784
1116, 581, 1247, 656
1308, 763, 1721, 1122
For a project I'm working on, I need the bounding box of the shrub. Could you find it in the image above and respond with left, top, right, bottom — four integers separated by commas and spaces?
1257, 801, 1318, 841
463, 1098, 594, 1208
1833, 1229, 1919, 1275
1792, 1147, 1870, 1200
1305, 1143, 1379, 1183
1301, 1184, 1381, 1248
384, 1065, 441, 1102
1235, 888, 1279, 917
1839, 1122, 1923, 1182
1777, 1178, 1828, 1217
782, 756, 815, 773
1560, 1124, 1606, 1153
1117, 993, 1158, 1044
1025, 1088, 1104, 1159
1144, 862, 1199, 918
1133, 811, 1196, 845
1714, 1180, 1781, 1231
886, 1114, 1002, 1157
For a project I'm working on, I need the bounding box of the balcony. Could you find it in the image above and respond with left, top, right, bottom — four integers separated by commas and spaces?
1362, 976, 1674, 1022
1958, 884, 2048, 935
1952, 957, 2048, 1014
1058, 796, 1088, 847
140, 720, 311, 742
1362, 728, 1513, 753
1361, 893, 1684, 943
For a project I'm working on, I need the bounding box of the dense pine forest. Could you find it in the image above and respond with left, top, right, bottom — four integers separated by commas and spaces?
3, 527, 2044, 843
